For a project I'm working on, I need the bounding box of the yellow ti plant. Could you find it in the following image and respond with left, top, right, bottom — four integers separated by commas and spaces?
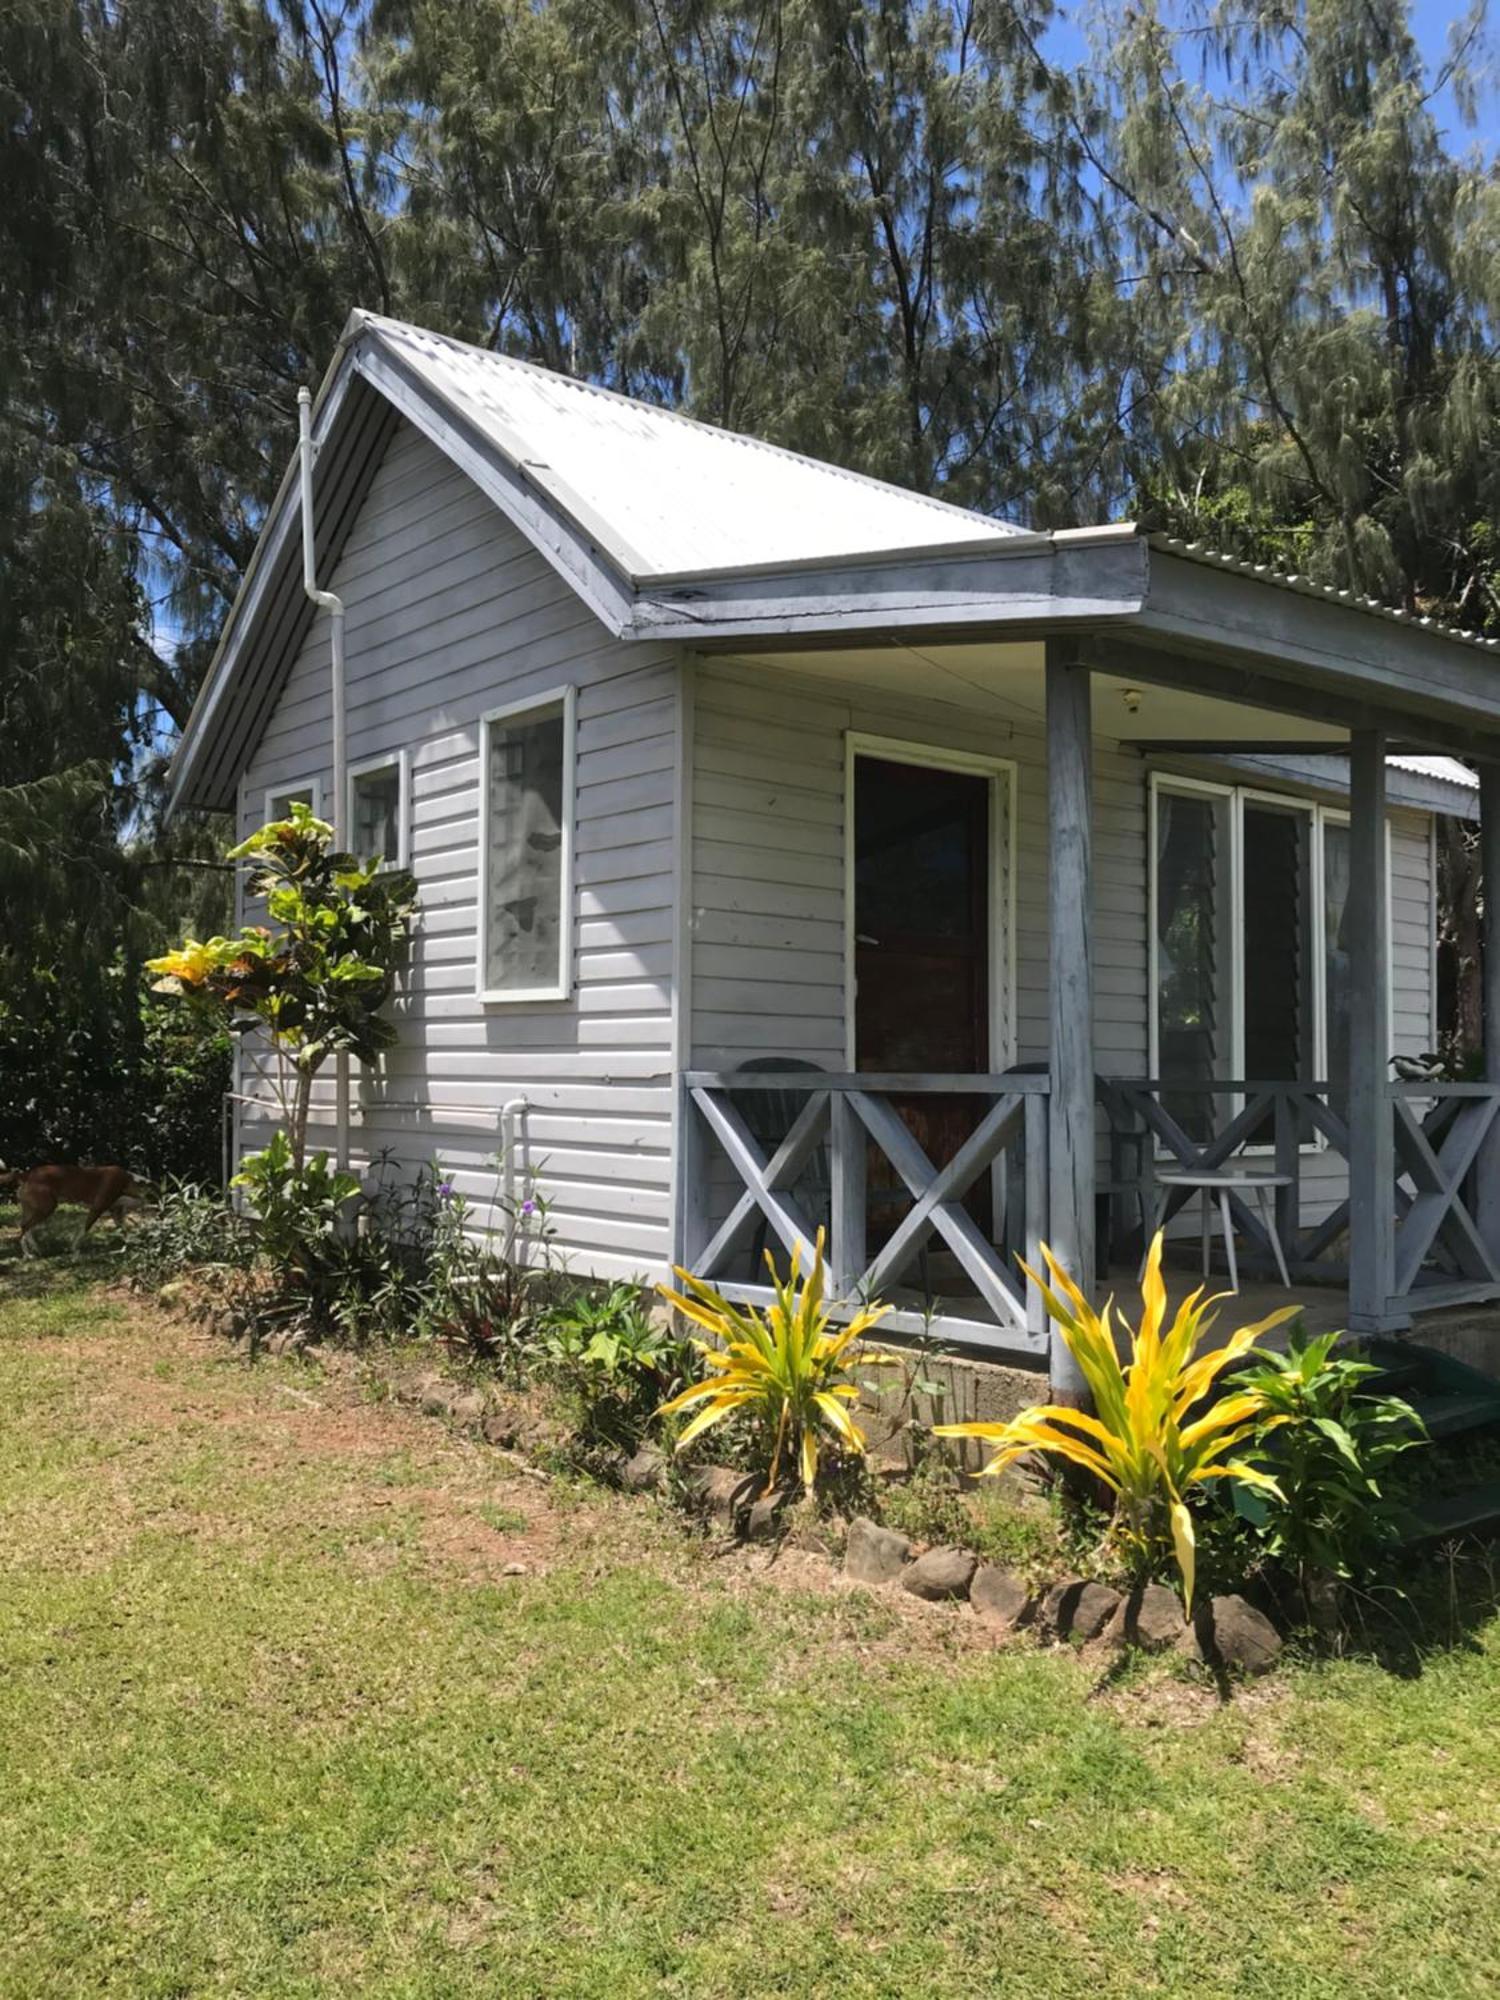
657, 1231, 897, 1493
937, 1233, 1298, 1609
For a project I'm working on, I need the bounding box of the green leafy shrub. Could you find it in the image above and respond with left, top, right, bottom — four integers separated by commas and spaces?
224, 1134, 367, 1342
148, 802, 417, 1168
121, 1180, 252, 1292
218, 1148, 560, 1355
540, 1282, 694, 1463
233, 1133, 362, 1272
0, 981, 230, 1186
409, 1173, 559, 1373
1231, 1328, 1427, 1590
134, 1000, 234, 1184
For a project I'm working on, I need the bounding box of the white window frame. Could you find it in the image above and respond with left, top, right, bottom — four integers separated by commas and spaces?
347, 749, 409, 869
476, 685, 577, 1006
1148, 773, 1392, 1151
842, 732, 1018, 1072
263, 775, 322, 825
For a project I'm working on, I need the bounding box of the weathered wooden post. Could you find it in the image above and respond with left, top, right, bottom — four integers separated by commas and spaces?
829, 1090, 867, 1297
1476, 763, 1500, 1259
1347, 730, 1396, 1332
1045, 640, 1095, 1404
674, 1073, 706, 1276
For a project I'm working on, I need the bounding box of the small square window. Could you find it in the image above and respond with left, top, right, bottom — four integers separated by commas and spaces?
349, 758, 405, 867
265, 778, 321, 825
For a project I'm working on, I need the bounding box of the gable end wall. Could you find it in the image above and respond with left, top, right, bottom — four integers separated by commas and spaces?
237, 417, 682, 1285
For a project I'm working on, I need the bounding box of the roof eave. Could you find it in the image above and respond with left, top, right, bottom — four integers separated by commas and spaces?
1124, 545, 1500, 751
628, 526, 1150, 645
1172, 750, 1479, 821
638, 521, 1135, 589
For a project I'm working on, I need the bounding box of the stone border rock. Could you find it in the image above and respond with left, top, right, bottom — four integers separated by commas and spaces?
834, 1515, 1285, 1672
901, 1545, 979, 1601
1180, 1592, 1283, 1675
844, 1517, 912, 1585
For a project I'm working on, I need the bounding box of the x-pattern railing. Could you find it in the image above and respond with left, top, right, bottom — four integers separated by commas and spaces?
1105, 1076, 1500, 1312
1103, 1079, 1347, 1277
681, 1068, 1500, 1347
1390, 1084, 1500, 1297
678, 1071, 1051, 1360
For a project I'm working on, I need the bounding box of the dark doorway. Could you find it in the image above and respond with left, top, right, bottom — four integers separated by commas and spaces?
853, 755, 993, 1244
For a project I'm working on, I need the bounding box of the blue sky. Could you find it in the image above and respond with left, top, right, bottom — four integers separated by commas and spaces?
1412, 0, 1496, 143
1039, 0, 1496, 153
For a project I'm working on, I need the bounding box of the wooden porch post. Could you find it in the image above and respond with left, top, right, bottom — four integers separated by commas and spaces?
1045, 641, 1094, 1403
1476, 764, 1500, 1253
1348, 730, 1396, 1332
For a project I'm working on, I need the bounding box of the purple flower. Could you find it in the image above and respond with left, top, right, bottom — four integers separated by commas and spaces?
437, 1180, 455, 1201
520, 1197, 537, 1217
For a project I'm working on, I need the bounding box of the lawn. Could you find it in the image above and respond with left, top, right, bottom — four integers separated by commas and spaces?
2, 1244, 1500, 1997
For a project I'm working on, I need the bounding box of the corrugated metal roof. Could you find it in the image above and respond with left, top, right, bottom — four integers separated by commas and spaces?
1149, 534, 1500, 656
352, 311, 1024, 581
1390, 753, 1477, 788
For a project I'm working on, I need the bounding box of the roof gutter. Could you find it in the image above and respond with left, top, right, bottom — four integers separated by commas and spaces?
638, 521, 1139, 590
629, 524, 1150, 644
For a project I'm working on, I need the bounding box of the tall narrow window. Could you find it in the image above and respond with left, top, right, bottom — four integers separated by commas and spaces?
1242, 799, 1316, 1138
349, 757, 405, 867
479, 690, 575, 1001
1154, 786, 1232, 1138
1242, 800, 1316, 1084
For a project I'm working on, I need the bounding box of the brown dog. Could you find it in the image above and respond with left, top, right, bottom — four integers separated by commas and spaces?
0, 1165, 149, 1254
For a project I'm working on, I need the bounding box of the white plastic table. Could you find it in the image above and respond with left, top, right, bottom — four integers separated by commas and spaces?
1147, 1169, 1294, 1291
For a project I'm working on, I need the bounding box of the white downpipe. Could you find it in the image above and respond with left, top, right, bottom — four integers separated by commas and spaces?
500, 1097, 528, 1260
298, 387, 351, 1173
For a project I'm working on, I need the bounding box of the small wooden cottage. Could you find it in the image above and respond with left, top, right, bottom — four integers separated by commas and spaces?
170, 311, 1500, 1382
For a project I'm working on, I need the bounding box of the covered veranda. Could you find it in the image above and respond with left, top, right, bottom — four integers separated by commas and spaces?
669, 528, 1500, 1394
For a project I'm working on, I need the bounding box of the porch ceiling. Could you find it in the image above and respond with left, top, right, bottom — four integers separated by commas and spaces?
722, 640, 1348, 747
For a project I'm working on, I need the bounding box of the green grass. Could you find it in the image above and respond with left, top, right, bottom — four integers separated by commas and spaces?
2, 1261, 1500, 1996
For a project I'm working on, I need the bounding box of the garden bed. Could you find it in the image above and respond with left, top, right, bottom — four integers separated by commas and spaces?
129, 1258, 1494, 1684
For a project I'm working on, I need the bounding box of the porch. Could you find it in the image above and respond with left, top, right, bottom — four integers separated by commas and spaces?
677, 614, 1500, 1390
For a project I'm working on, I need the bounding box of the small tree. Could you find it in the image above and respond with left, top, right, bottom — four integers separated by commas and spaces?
147, 803, 418, 1167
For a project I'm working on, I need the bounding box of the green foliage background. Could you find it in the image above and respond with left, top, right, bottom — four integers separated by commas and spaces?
2, 0, 1496, 1169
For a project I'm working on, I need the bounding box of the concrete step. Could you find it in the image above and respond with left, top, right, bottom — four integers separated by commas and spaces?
1352, 1341, 1428, 1395
1406, 1385, 1500, 1443
1401, 1480, 1500, 1545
